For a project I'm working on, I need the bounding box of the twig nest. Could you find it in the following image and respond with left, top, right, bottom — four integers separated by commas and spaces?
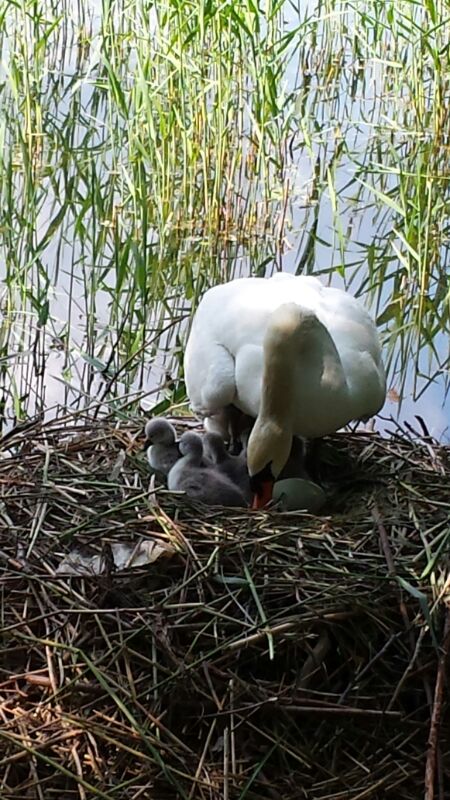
272, 477, 326, 513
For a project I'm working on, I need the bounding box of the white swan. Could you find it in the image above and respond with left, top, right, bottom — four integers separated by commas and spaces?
184, 273, 386, 506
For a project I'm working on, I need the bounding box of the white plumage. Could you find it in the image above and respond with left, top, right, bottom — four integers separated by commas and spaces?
184, 273, 386, 495
184, 273, 386, 438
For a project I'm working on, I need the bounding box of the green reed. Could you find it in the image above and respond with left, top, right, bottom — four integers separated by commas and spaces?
0, 0, 449, 425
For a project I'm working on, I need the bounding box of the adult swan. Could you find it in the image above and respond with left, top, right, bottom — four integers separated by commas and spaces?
184, 273, 386, 506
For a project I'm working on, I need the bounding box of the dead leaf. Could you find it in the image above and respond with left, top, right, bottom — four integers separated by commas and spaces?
387, 387, 400, 403
56, 538, 175, 576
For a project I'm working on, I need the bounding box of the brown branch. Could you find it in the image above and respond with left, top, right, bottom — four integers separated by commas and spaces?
425, 607, 450, 800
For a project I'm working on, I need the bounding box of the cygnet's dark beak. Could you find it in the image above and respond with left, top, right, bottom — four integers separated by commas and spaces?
142, 437, 152, 451
250, 463, 275, 510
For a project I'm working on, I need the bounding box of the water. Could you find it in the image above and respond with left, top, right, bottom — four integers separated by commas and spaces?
0, 0, 449, 440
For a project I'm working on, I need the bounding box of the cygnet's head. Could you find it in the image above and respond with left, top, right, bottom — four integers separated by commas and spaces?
246, 420, 292, 509
179, 431, 204, 461
144, 418, 176, 447
203, 432, 227, 463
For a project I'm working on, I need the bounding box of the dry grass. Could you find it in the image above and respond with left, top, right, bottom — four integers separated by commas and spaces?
0, 412, 449, 799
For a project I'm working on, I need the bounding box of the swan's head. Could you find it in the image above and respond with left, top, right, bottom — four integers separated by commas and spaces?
246, 421, 292, 509
144, 418, 176, 448
203, 432, 227, 464
179, 431, 204, 462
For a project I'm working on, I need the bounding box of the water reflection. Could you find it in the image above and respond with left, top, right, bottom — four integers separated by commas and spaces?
0, 0, 448, 441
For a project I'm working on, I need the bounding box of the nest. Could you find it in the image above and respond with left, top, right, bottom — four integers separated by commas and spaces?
0, 412, 449, 799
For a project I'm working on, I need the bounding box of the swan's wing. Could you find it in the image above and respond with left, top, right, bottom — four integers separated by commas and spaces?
234, 343, 263, 417
184, 272, 386, 426
184, 274, 325, 419
313, 288, 386, 417
184, 332, 236, 416
270, 272, 323, 291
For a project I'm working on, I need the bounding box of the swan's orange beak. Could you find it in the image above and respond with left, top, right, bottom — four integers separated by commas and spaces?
251, 479, 274, 509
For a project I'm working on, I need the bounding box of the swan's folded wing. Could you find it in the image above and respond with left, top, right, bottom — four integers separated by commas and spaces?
184, 336, 236, 415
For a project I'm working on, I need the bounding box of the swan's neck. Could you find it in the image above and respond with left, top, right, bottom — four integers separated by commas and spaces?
258, 304, 311, 430
258, 352, 294, 434
260, 303, 347, 427
248, 303, 346, 479
185, 452, 202, 468
248, 330, 296, 477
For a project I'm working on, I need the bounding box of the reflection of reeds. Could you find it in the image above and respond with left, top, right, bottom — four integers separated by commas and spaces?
0, 0, 449, 425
